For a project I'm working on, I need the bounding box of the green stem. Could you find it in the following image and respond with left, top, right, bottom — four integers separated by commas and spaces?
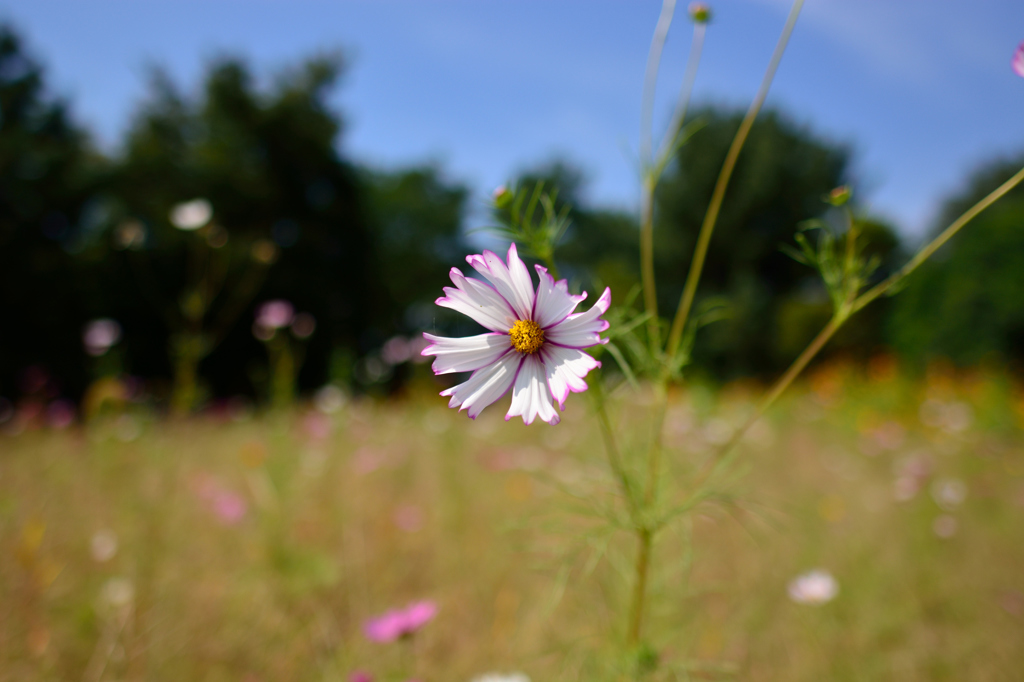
639, 176, 661, 355
627, 528, 653, 646
653, 21, 707, 170
591, 386, 637, 516
666, 0, 805, 361
684, 163, 1024, 492
640, 0, 678, 165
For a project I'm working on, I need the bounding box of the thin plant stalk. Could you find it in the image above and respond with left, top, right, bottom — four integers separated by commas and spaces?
851, 163, 1024, 314
654, 20, 707, 169
687, 161, 1024, 491
666, 0, 805, 361
640, 0, 678, 165
625, 0, 803, 650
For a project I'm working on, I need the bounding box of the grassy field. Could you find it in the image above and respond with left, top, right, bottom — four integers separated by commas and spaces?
2, 360, 1024, 681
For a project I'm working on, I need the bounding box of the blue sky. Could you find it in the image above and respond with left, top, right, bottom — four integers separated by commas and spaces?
3, 0, 1023, 238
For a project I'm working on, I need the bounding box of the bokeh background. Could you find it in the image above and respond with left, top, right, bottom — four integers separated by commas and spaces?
2, 1, 1024, 680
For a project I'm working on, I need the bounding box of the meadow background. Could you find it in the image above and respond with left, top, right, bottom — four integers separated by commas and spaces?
2, 1, 1024, 679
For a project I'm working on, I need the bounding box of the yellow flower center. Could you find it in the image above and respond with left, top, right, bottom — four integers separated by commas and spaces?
508, 319, 545, 355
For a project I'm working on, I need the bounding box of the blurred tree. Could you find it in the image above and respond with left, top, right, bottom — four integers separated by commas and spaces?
94, 55, 378, 409
0, 25, 104, 402
523, 109, 902, 377
886, 154, 1024, 366
361, 165, 469, 333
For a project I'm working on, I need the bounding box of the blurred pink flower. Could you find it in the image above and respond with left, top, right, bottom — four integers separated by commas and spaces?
349, 672, 373, 682
303, 411, 332, 441
381, 336, 412, 365
363, 600, 437, 642
393, 504, 424, 533
83, 318, 122, 356
191, 474, 248, 525
46, 400, 75, 429
1013, 42, 1024, 77
212, 491, 248, 525
256, 300, 295, 330
352, 446, 387, 475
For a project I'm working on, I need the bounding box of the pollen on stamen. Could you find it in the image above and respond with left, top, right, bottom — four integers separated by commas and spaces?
508, 319, 545, 355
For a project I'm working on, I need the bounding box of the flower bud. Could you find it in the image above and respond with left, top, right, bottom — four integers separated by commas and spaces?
688, 2, 712, 24
827, 185, 852, 207
492, 185, 513, 209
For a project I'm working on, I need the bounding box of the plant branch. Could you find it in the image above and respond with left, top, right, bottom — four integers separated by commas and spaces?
851, 163, 1024, 314
666, 0, 805, 360
690, 313, 839, 493
640, 0, 678, 165
653, 21, 707, 169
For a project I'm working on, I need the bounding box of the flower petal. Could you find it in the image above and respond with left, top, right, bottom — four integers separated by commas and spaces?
421, 333, 511, 374
545, 287, 611, 349
465, 243, 535, 320
440, 351, 521, 419
436, 267, 517, 332
542, 345, 601, 409
533, 265, 587, 328
506, 354, 560, 425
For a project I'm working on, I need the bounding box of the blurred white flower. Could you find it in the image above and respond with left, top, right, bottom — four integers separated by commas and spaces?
381, 336, 412, 365
702, 418, 733, 446
1013, 41, 1024, 78
919, 399, 973, 433
931, 477, 967, 511
83, 318, 122, 356
787, 569, 839, 605
314, 384, 346, 414
99, 577, 135, 611
114, 414, 142, 442
471, 674, 531, 682
90, 529, 118, 562
169, 199, 212, 231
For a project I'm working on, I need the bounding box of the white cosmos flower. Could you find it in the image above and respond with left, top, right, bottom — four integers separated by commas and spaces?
787, 569, 839, 605
422, 244, 610, 425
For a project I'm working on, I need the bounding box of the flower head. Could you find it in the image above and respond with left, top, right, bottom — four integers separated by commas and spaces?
471, 674, 531, 682
83, 318, 122, 357
688, 2, 712, 23
169, 199, 212, 231
422, 244, 610, 425
787, 569, 839, 605
363, 600, 438, 642
1013, 41, 1024, 78
256, 300, 295, 330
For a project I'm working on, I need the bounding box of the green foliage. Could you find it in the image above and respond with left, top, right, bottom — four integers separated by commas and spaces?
99, 55, 377, 400
0, 23, 472, 404
488, 180, 571, 273
655, 108, 872, 376
0, 26, 103, 397
888, 158, 1024, 365
363, 165, 469, 329
510, 114, 902, 378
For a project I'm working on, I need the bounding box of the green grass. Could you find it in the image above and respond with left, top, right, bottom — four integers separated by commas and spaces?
2, 363, 1023, 681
